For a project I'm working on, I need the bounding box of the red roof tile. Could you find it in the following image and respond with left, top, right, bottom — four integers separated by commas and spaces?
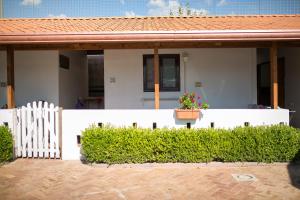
0, 15, 300, 44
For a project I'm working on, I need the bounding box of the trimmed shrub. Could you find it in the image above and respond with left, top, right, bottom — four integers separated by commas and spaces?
81, 125, 300, 164
0, 126, 13, 163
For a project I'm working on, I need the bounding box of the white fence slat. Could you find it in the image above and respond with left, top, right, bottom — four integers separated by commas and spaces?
26, 103, 33, 158
44, 102, 49, 158
49, 104, 55, 158
21, 106, 26, 158
55, 107, 60, 158
16, 109, 22, 157
32, 102, 38, 157
38, 101, 44, 157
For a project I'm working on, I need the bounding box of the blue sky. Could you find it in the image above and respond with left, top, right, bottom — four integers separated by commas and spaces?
3, 0, 300, 18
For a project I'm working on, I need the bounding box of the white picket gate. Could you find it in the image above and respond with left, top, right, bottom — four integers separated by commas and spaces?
15, 102, 61, 159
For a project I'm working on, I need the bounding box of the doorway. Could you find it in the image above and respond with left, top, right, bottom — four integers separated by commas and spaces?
257, 58, 285, 108
86, 50, 104, 109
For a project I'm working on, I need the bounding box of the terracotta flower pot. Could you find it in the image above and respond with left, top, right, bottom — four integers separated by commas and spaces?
175, 109, 200, 120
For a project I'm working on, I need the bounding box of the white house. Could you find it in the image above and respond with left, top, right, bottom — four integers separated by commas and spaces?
0, 15, 299, 159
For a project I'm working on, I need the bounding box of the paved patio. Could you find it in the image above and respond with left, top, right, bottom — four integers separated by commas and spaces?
0, 160, 300, 200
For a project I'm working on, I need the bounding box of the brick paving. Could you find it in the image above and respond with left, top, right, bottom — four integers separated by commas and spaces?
0, 160, 300, 200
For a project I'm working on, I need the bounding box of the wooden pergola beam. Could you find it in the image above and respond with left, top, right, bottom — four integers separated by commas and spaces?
154, 48, 159, 109
1, 41, 297, 51
6, 46, 15, 109
0, 40, 300, 51
270, 42, 278, 109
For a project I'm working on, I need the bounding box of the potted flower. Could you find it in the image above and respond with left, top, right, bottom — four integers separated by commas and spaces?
175, 92, 209, 120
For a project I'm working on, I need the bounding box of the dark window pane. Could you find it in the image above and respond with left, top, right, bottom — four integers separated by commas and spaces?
161, 58, 176, 88
146, 57, 154, 90
143, 54, 180, 92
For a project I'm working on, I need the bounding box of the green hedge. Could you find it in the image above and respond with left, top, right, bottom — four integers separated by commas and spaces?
81, 125, 300, 164
0, 126, 13, 163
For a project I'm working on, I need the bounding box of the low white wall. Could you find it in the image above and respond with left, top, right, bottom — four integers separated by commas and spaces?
62, 109, 289, 160
0, 109, 14, 130
104, 48, 257, 109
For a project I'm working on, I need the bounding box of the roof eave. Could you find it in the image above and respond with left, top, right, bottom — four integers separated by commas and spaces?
0, 31, 300, 44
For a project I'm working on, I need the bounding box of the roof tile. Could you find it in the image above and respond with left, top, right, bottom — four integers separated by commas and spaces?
0, 15, 300, 35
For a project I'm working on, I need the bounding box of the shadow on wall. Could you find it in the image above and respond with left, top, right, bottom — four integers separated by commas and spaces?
288, 149, 300, 190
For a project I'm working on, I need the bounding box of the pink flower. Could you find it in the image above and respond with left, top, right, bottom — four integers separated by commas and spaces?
197, 96, 201, 100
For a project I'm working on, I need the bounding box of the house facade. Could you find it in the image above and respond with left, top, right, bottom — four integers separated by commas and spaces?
0, 15, 299, 159
0, 16, 300, 123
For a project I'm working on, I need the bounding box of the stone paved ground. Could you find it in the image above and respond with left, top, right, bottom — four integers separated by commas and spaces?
0, 160, 300, 200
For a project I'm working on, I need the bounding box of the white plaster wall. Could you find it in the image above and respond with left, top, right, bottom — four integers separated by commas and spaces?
62, 109, 289, 160
0, 51, 7, 107
0, 109, 14, 131
104, 48, 257, 109
59, 51, 88, 109
0, 51, 59, 107
279, 48, 300, 127
0, 109, 15, 151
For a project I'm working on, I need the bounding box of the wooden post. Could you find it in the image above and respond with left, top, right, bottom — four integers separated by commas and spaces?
154, 48, 160, 109
7, 46, 15, 108
270, 43, 278, 109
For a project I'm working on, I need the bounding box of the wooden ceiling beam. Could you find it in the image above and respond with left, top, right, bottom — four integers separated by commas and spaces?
1, 41, 299, 51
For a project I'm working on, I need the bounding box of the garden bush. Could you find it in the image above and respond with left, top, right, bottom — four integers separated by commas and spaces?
0, 125, 13, 163
81, 125, 300, 164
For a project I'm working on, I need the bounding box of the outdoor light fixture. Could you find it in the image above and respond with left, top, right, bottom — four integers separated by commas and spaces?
182, 52, 189, 63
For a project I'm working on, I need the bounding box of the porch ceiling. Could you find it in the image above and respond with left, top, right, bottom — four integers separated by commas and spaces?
0, 15, 300, 46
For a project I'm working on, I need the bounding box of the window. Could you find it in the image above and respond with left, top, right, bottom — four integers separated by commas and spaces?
143, 54, 180, 92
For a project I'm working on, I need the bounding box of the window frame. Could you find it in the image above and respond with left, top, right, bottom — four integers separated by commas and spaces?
143, 54, 180, 92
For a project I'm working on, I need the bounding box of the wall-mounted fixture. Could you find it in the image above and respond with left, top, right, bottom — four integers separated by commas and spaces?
153, 122, 157, 129
77, 135, 81, 146
109, 77, 116, 83
0, 82, 6, 87
182, 52, 189, 63
186, 122, 191, 129
195, 82, 202, 88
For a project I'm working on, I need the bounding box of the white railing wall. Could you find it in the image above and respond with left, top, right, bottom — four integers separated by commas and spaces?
62, 109, 289, 160
0, 109, 14, 129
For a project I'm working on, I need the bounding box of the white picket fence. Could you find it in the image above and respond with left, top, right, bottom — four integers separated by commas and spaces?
15, 102, 61, 159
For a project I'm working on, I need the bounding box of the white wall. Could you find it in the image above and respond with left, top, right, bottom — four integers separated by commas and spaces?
0, 50, 59, 107
104, 48, 257, 109
0, 109, 14, 131
279, 48, 300, 127
59, 51, 88, 109
62, 109, 289, 160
